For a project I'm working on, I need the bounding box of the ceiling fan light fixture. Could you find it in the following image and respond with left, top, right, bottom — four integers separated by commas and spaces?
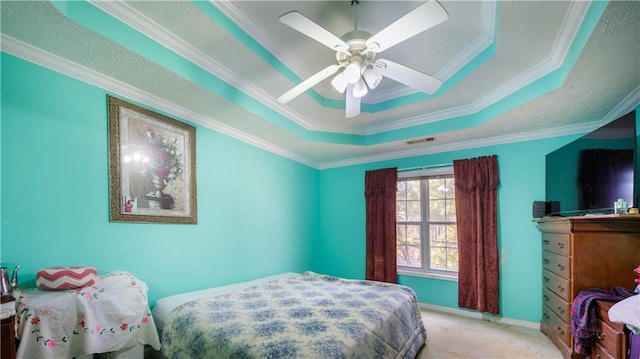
362, 68, 382, 90
352, 77, 368, 98
331, 73, 348, 93
277, 0, 449, 117
343, 62, 362, 84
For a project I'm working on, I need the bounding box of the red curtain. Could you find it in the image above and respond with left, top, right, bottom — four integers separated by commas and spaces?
365, 167, 398, 283
453, 155, 500, 314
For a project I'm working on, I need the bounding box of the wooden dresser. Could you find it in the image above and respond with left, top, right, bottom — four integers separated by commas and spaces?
536, 215, 640, 359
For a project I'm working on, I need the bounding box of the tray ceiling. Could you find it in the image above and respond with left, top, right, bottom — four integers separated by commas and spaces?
1, 1, 639, 168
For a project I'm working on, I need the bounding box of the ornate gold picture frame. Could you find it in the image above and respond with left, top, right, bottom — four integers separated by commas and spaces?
108, 96, 197, 224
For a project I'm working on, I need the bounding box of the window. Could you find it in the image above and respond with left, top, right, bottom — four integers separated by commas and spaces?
396, 168, 458, 279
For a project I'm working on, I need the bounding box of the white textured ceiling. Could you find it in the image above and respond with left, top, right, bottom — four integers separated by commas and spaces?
1, 1, 639, 168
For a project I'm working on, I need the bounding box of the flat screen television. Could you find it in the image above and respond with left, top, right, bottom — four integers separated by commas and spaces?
545, 110, 637, 215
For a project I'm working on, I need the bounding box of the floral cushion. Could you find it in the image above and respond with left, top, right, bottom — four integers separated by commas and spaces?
36, 266, 98, 290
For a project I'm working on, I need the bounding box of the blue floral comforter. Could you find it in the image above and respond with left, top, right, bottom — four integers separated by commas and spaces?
161, 272, 426, 359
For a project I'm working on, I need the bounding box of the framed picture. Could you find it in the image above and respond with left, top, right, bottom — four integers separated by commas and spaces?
108, 96, 197, 224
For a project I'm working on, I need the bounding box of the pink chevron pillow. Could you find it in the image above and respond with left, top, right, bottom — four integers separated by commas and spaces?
36, 266, 98, 290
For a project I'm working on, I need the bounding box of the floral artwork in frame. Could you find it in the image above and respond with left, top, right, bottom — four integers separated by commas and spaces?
108, 96, 197, 224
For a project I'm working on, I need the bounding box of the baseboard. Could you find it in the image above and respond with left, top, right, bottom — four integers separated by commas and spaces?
418, 302, 541, 330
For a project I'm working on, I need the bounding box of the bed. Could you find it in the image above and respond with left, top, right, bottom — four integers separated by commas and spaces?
153, 271, 426, 359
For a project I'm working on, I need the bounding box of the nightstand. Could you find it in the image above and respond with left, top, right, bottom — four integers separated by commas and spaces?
14, 271, 160, 359
1, 294, 17, 359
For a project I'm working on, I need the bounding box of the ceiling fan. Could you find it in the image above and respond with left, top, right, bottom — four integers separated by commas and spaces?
276, 0, 448, 118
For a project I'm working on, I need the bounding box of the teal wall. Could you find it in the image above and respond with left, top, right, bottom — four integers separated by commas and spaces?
2, 53, 589, 323
317, 138, 574, 322
1, 54, 320, 305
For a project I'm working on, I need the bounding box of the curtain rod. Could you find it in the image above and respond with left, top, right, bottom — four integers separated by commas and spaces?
397, 163, 452, 173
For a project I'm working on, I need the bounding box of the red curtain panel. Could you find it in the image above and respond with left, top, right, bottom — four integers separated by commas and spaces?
453, 155, 500, 314
365, 167, 398, 283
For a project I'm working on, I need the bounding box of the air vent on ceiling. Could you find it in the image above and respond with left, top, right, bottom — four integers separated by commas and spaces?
406, 137, 436, 145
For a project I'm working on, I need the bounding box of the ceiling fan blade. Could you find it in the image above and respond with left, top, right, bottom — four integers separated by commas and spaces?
366, 0, 448, 53
277, 64, 340, 103
374, 59, 443, 95
345, 85, 361, 118
279, 11, 349, 52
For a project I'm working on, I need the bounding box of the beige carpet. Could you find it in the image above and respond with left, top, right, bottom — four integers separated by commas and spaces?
416, 309, 563, 359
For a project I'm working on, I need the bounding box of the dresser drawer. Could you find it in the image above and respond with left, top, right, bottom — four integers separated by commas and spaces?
542, 305, 571, 347
592, 342, 616, 359
594, 300, 626, 358
594, 320, 624, 359
542, 269, 571, 302
542, 287, 570, 323
542, 233, 570, 256
542, 251, 570, 278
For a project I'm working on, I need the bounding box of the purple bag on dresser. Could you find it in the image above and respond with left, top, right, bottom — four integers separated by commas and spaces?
631, 332, 640, 359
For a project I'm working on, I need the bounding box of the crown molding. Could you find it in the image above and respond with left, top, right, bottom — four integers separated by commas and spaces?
89, 1, 316, 132
5, 1, 630, 171
319, 121, 598, 170
362, 25, 492, 105
89, 0, 591, 140
365, 1, 497, 104
362, 1, 591, 135
213, 1, 314, 91
601, 84, 640, 124
321, 84, 640, 169
1, 34, 318, 169
550, 0, 591, 65
214, 1, 495, 128
5, 32, 635, 171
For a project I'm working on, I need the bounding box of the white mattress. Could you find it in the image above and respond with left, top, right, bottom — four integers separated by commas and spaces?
152, 272, 298, 330
608, 294, 640, 331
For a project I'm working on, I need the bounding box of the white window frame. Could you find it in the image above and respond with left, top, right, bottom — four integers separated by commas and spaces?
397, 167, 458, 281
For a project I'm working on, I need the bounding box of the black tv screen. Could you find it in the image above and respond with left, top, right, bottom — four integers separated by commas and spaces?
545, 110, 636, 215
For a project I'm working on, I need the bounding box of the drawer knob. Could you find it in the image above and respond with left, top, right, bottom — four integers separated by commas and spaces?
556, 327, 565, 336
557, 285, 565, 292
543, 295, 549, 302
596, 329, 605, 341
543, 239, 550, 245
557, 243, 565, 249
557, 264, 565, 271
557, 307, 564, 314
543, 259, 550, 264
544, 277, 550, 283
